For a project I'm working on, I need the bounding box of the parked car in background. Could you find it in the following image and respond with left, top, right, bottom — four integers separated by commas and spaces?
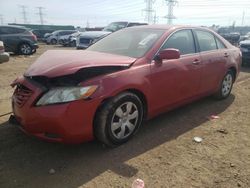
103, 21, 147, 32
239, 40, 250, 66
76, 31, 110, 49
76, 21, 147, 49
220, 32, 240, 46
46, 30, 76, 44
58, 31, 81, 47
0, 41, 9, 63
10, 25, 241, 146
0, 25, 38, 55
31, 29, 54, 41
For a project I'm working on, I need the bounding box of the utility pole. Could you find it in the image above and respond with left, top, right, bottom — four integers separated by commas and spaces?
142, 0, 156, 24
165, 0, 178, 25
241, 11, 245, 26
19, 5, 28, 24
36, 7, 45, 25
0, 15, 3, 25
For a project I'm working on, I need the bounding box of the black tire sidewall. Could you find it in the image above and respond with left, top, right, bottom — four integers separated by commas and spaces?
51, 39, 57, 44
104, 93, 143, 145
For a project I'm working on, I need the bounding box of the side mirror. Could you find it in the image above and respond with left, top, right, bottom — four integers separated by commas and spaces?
155, 48, 180, 61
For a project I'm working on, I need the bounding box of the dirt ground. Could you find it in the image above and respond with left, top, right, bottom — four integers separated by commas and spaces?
0, 44, 250, 188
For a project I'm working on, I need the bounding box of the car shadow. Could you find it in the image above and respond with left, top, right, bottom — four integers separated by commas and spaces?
0, 95, 235, 187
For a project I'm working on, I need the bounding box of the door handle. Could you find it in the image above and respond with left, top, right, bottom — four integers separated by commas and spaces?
192, 59, 201, 65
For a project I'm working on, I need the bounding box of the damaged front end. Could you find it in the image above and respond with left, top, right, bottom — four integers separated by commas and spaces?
12, 65, 129, 106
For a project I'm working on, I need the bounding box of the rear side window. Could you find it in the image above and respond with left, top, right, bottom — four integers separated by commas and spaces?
161, 29, 196, 55
0, 27, 25, 34
195, 30, 217, 52
215, 37, 226, 49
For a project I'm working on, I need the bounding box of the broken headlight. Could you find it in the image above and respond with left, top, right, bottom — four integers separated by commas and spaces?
36, 85, 98, 106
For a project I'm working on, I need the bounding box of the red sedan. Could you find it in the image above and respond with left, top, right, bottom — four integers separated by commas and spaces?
10, 25, 241, 146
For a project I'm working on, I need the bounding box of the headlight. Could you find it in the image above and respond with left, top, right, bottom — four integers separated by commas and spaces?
36, 85, 98, 106
240, 47, 248, 52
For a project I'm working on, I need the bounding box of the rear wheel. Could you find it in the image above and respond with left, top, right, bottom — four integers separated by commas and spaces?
214, 70, 234, 99
18, 43, 32, 55
51, 39, 57, 45
94, 92, 144, 147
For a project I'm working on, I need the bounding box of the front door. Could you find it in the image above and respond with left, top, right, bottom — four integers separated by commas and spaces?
150, 29, 202, 113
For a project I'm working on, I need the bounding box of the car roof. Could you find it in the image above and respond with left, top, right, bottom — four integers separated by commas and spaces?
125, 24, 211, 30
0, 25, 28, 29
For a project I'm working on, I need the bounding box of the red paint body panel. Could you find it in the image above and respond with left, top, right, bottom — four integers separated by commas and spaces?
11, 25, 241, 144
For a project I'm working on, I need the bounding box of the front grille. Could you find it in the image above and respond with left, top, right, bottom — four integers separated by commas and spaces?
13, 84, 33, 107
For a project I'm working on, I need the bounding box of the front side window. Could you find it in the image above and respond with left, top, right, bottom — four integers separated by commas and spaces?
215, 37, 226, 49
161, 29, 196, 55
195, 30, 217, 52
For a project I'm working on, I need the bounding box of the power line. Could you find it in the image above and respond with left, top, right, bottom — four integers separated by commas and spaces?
36, 6, 46, 25
19, 5, 28, 24
142, 0, 156, 24
0, 15, 3, 25
165, 0, 178, 24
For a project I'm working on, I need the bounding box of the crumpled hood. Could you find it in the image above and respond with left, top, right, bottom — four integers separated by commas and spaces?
25, 50, 136, 77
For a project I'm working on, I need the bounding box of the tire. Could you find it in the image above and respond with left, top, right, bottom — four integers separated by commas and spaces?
51, 39, 57, 45
18, 43, 33, 55
94, 92, 144, 147
214, 70, 234, 100
69, 40, 76, 47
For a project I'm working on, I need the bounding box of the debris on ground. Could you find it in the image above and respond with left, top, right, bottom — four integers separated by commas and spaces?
193, 137, 203, 143
216, 129, 228, 134
49, 168, 56, 175
230, 163, 235, 167
208, 115, 220, 120
132, 179, 145, 188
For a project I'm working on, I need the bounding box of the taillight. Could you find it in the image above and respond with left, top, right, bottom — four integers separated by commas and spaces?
30, 32, 37, 41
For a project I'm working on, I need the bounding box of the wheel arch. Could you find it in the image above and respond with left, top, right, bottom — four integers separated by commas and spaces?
94, 88, 148, 126
228, 66, 237, 82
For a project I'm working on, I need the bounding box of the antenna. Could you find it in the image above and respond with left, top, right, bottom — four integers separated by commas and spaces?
165, 0, 178, 25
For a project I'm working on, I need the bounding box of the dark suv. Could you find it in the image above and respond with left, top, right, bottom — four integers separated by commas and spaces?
0, 26, 38, 55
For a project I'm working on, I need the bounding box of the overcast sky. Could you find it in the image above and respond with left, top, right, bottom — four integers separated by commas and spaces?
0, 0, 249, 27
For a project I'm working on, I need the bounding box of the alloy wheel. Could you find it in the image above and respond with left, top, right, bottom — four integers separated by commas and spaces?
20, 44, 32, 55
222, 73, 233, 97
111, 102, 139, 139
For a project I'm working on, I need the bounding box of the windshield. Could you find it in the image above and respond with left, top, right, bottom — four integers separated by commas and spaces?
87, 28, 165, 58
103, 22, 128, 32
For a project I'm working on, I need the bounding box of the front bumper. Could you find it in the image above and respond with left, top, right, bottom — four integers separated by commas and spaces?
10, 77, 101, 144
32, 43, 39, 49
0, 52, 9, 63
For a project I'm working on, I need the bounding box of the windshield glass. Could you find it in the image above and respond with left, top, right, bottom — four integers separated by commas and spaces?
103, 22, 128, 32
87, 28, 165, 58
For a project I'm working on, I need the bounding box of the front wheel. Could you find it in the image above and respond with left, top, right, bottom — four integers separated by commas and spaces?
214, 70, 234, 99
94, 92, 144, 147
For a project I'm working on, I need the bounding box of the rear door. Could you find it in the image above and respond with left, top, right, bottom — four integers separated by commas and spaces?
193, 29, 228, 94
150, 29, 202, 111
